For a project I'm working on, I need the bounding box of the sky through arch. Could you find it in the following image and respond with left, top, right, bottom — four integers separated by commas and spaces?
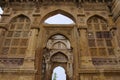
52, 66, 66, 80
0, 7, 3, 18
0, 7, 3, 14
45, 14, 74, 24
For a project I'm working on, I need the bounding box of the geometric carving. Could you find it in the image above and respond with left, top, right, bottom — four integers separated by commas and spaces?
92, 58, 118, 65
51, 52, 68, 62
47, 34, 71, 49
88, 16, 114, 56
0, 58, 24, 67
1, 15, 30, 55
52, 42, 67, 49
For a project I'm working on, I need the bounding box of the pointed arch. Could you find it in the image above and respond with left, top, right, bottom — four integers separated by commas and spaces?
52, 41, 67, 49
41, 9, 76, 24
52, 66, 66, 80
47, 33, 70, 42
87, 15, 114, 56
1, 14, 31, 55
47, 34, 71, 49
9, 14, 31, 23
87, 15, 108, 23
50, 51, 68, 62
44, 14, 74, 24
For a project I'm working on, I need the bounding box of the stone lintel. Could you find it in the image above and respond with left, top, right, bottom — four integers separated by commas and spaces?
43, 24, 75, 28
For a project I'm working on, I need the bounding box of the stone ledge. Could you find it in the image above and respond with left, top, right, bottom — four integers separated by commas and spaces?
79, 68, 120, 73
0, 68, 37, 74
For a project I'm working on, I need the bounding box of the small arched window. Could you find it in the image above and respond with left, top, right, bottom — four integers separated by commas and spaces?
1, 15, 31, 55
87, 16, 114, 56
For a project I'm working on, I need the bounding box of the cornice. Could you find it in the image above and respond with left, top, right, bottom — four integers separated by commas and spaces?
0, 68, 37, 74
79, 68, 120, 73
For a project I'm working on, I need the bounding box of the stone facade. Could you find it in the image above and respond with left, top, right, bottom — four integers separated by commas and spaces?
0, 0, 120, 80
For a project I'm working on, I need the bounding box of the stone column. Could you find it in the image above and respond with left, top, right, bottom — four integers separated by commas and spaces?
78, 26, 94, 68
108, 16, 120, 57
0, 25, 7, 54
99, 69, 106, 80
22, 28, 39, 69
110, 27, 120, 57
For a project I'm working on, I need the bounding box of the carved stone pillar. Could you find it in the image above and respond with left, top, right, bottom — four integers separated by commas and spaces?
22, 28, 39, 69
99, 69, 106, 80
0, 25, 7, 54
45, 61, 51, 80
78, 26, 94, 68
110, 27, 120, 58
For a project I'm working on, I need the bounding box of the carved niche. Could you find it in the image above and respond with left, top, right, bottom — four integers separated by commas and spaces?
51, 52, 68, 62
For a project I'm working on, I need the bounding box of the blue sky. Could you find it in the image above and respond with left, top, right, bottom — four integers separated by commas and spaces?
0, 7, 3, 14
52, 66, 66, 80
45, 14, 74, 24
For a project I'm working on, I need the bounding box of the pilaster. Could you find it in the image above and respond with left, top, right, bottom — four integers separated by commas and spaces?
0, 23, 7, 55
108, 15, 120, 58
78, 25, 94, 68
21, 27, 39, 69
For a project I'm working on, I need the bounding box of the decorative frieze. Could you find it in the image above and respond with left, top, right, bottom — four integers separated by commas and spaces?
83, 3, 108, 11
3, 8, 12, 15
92, 58, 119, 65
0, 58, 24, 67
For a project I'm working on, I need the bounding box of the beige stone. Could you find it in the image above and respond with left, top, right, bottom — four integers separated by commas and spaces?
0, 0, 120, 80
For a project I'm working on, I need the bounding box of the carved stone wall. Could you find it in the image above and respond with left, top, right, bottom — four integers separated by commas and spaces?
0, 0, 120, 80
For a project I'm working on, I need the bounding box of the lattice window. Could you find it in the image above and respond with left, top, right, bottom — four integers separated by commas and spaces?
87, 16, 114, 56
1, 15, 30, 55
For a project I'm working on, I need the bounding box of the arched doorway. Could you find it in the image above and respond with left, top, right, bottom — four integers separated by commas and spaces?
52, 66, 66, 80
42, 34, 73, 80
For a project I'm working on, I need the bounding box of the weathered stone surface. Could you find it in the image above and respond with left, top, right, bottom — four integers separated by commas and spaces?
0, 0, 120, 80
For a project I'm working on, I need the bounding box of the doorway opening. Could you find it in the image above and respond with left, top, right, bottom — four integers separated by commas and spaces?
52, 66, 66, 80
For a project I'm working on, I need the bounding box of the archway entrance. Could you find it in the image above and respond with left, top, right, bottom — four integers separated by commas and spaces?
39, 10, 75, 80
52, 66, 66, 80
41, 34, 73, 80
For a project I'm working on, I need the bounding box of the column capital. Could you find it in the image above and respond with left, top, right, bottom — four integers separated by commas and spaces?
78, 26, 87, 30
78, 26, 87, 31
31, 24, 40, 31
